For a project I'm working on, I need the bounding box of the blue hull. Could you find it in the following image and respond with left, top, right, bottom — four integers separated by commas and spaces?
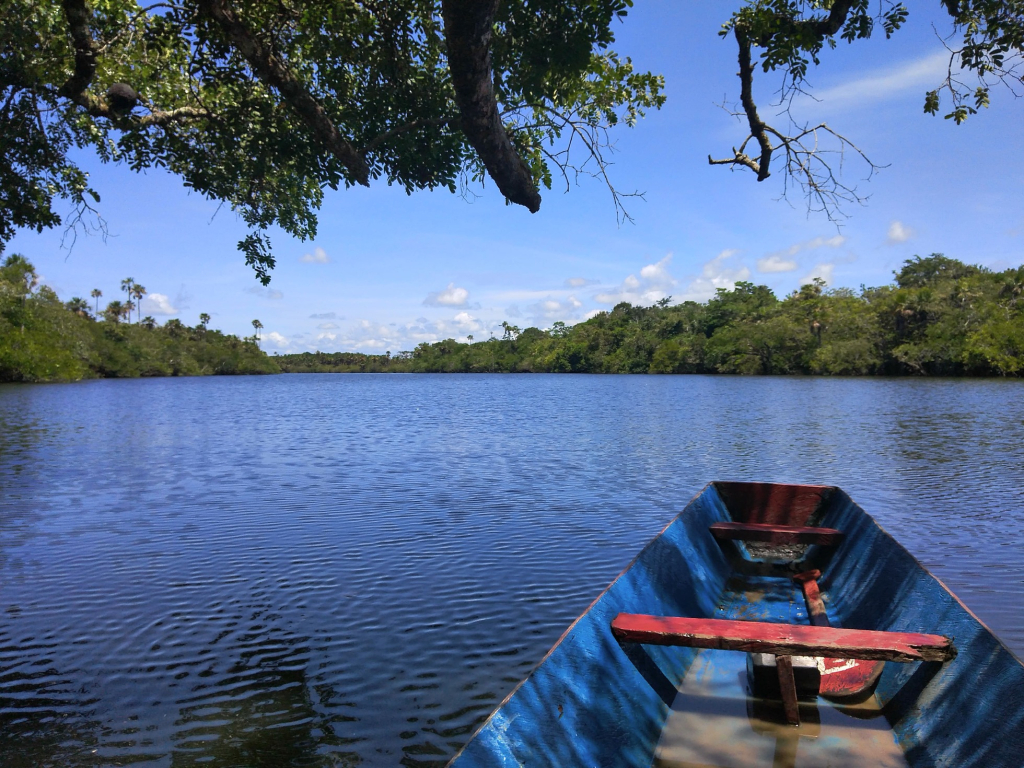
448, 482, 1024, 767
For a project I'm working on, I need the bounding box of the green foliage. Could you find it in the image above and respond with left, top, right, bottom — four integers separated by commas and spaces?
1, 0, 662, 275
0, 255, 278, 382
276, 254, 1024, 377
723, 0, 1020, 123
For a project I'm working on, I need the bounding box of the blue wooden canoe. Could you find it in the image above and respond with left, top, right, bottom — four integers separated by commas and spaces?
447, 482, 1024, 767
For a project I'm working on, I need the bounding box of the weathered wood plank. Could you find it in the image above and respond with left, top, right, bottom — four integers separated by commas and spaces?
709, 522, 844, 546
610, 614, 955, 663
775, 655, 800, 725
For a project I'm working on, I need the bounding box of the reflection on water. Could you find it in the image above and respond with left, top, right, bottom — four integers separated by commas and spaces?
0, 374, 1022, 766
654, 651, 906, 768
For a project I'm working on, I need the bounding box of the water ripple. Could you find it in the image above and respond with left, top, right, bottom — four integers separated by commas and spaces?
1, 374, 1022, 767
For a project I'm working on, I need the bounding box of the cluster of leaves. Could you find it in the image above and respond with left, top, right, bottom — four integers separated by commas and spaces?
709, 1, 1023, 220
0, 254, 279, 382
723, 0, 1022, 121
1, 0, 662, 276
276, 255, 1024, 377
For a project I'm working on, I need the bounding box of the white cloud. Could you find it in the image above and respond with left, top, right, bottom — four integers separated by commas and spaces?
811, 52, 951, 108
142, 293, 178, 316
300, 247, 330, 264
757, 255, 798, 273
423, 282, 469, 307
245, 286, 284, 300
264, 331, 289, 348
755, 235, 847, 275
309, 312, 337, 319
306, 314, 501, 353
595, 254, 677, 305
505, 304, 522, 318
317, 322, 339, 330
565, 277, 598, 287
528, 295, 583, 324
887, 220, 915, 244
770, 235, 846, 259
452, 311, 482, 332
677, 250, 751, 302
800, 263, 836, 286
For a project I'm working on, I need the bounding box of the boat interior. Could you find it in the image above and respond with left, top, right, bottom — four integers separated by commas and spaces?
447, 482, 1024, 768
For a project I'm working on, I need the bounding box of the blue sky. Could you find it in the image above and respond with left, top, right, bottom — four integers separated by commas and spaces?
8, 2, 1023, 354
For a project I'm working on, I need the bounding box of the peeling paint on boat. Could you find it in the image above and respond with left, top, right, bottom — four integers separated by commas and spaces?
447, 482, 1024, 767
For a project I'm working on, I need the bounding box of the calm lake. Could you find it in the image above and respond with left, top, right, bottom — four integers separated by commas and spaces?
1, 374, 1022, 767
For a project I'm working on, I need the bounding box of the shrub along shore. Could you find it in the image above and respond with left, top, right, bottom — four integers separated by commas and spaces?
3, 254, 1022, 383
0, 255, 278, 382
278, 255, 1024, 377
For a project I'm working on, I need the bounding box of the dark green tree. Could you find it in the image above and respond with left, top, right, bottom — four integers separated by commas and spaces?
2, 0, 663, 280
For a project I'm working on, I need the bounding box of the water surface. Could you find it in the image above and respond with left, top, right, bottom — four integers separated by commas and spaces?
1, 374, 1022, 767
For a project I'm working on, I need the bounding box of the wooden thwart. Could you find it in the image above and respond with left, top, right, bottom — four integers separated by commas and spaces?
610, 614, 955, 663
709, 522, 844, 546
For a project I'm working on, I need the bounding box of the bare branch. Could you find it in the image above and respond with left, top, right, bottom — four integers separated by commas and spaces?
710, 19, 885, 224
736, 25, 772, 180
509, 102, 642, 224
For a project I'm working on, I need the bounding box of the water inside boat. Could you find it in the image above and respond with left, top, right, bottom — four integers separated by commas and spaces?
653, 575, 908, 768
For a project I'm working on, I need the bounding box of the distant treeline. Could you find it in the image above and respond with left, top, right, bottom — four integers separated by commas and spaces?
0, 255, 279, 382
277, 255, 1024, 377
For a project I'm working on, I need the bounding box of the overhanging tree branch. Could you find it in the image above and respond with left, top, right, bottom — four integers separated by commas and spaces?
58, 0, 209, 126
710, 4, 886, 222
195, 0, 371, 186
441, 0, 541, 213
58, 0, 99, 100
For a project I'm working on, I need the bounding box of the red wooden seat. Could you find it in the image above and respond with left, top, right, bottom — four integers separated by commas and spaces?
610, 614, 953, 662
709, 521, 844, 546
612, 613, 954, 724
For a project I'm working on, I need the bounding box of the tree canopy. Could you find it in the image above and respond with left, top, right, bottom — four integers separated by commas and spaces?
3, 252, 1022, 380
2, 1, 1021, 277
2, 0, 663, 280
0, 253, 278, 380
276, 255, 1024, 377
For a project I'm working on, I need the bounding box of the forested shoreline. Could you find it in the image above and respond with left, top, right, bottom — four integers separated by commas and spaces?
3, 253, 1022, 383
0, 255, 278, 382
278, 255, 1024, 377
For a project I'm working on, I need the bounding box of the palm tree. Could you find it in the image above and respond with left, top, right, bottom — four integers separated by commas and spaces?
141, 316, 157, 330
122, 300, 135, 323
66, 297, 90, 317
120, 277, 134, 301
251, 318, 263, 348
104, 300, 124, 323
199, 313, 210, 329
91, 288, 102, 313
131, 283, 146, 323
